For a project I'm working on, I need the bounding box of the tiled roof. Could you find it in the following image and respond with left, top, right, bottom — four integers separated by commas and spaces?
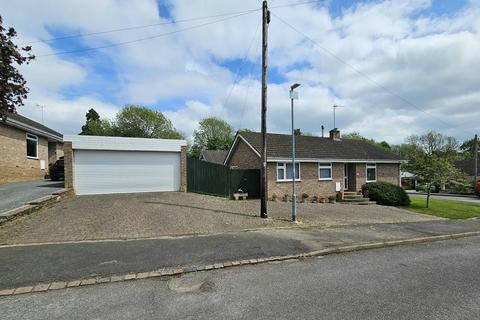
238, 131, 402, 161
200, 150, 228, 164
454, 159, 479, 176
6, 112, 62, 138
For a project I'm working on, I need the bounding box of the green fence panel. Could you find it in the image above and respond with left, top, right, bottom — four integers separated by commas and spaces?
187, 158, 260, 199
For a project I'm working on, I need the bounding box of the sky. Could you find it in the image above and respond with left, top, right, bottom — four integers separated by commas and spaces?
1, 0, 479, 145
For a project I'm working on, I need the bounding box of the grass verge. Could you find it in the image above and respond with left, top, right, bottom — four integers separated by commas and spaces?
406, 196, 480, 219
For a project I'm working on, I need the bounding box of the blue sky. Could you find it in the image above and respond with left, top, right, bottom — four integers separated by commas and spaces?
1, 0, 479, 143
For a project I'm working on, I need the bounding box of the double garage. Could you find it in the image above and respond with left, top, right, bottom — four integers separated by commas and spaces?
64, 135, 187, 195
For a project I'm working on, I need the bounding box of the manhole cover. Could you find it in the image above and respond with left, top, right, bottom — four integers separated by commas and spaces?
168, 276, 215, 293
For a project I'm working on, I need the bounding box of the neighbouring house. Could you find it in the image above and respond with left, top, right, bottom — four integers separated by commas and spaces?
63, 135, 187, 195
199, 150, 228, 164
0, 113, 63, 184
454, 159, 479, 182
401, 171, 417, 189
224, 129, 403, 199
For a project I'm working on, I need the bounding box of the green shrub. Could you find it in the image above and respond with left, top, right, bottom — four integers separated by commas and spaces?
362, 181, 410, 206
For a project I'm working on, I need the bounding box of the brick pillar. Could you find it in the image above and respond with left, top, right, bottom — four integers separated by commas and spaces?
64, 142, 75, 191
180, 145, 187, 192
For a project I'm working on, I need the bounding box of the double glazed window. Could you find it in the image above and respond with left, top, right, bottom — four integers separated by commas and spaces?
277, 162, 300, 181
366, 163, 377, 182
318, 163, 332, 180
26, 133, 38, 158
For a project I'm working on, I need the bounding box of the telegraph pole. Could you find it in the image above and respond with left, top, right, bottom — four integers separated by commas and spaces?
260, 0, 270, 219
475, 134, 478, 185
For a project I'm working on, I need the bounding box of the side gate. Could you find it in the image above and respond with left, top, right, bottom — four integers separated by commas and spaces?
187, 158, 260, 199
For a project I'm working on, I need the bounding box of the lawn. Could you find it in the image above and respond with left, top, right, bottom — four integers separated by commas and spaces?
406, 196, 480, 219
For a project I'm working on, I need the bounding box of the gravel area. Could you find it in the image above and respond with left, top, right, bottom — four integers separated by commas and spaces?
0, 192, 438, 245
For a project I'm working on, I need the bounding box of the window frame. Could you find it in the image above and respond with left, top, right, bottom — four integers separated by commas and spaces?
26, 133, 39, 159
318, 162, 333, 181
366, 163, 377, 183
276, 162, 301, 182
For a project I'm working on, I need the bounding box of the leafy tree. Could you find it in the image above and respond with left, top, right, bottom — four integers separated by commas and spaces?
80, 108, 114, 136
113, 105, 183, 139
406, 131, 459, 159
460, 138, 477, 159
406, 154, 462, 208
0, 15, 35, 119
191, 117, 234, 157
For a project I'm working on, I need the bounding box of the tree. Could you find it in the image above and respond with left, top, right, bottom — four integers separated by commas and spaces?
80, 108, 113, 136
460, 138, 476, 159
406, 131, 459, 159
0, 15, 35, 119
113, 105, 183, 139
406, 154, 462, 208
343, 132, 391, 151
191, 117, 234, 157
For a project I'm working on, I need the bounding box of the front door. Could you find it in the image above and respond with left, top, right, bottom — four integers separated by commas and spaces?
344, 163, 349, 190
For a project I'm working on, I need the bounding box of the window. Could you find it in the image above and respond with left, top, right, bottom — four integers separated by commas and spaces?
26, 133, 38, 158
366, 163, 376, 182
277, 162, 300, 181
319, 163, 332, 180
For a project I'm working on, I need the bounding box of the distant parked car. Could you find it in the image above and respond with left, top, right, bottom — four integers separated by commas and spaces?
50, 158, 64, 181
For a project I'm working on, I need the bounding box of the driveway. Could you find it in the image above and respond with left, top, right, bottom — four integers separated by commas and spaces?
0, 192, 438, 245
0, 180, 65, 214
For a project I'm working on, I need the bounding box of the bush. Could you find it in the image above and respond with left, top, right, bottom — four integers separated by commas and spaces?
362, 181, 410, 206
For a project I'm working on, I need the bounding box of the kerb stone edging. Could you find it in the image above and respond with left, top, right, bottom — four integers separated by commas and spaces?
1, 230, 479, 297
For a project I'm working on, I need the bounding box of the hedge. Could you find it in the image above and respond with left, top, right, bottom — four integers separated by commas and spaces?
362, 181, 410, 206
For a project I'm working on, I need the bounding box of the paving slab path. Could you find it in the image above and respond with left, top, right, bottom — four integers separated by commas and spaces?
1, 219, 480, 290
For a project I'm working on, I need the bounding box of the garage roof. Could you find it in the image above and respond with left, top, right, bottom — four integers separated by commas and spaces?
64, 135, 187, 152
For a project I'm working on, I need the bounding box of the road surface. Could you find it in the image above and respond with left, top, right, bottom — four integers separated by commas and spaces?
2, 236, 480, 319
0, 180, 64, 213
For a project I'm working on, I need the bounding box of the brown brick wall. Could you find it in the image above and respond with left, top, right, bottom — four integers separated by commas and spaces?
180, 145, 187, 192
377, 163, 400, 185
0, 124, 49, 184
267, 162, 344, 199
226, 138, 261, 169
63, 142, 74, 189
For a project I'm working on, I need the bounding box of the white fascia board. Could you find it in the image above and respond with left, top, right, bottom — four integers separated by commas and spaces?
6, 118, 63, 142
267, 158, 404, 164
64, 135, 187, 152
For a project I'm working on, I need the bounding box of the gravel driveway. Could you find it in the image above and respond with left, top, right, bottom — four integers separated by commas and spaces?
0, 192, 438, 245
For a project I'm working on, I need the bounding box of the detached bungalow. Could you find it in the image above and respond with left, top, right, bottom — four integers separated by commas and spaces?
0, 113, 63, 184
224, 129, 402, 199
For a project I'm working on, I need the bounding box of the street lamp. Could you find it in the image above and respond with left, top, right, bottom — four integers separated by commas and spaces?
290, 83, 300, 222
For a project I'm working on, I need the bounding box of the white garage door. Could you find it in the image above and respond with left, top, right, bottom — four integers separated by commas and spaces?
74, 150, 180, 195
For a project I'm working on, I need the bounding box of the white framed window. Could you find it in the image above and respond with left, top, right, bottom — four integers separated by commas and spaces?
366, 163, 377, 182
26, 133, 38, 159
318, 162, 332, 180
277, 162, 300, 181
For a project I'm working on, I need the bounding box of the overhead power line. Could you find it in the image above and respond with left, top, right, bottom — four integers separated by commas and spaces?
36, 11, 257, 57
271, 11, 455, 129
24, 0, 324, 46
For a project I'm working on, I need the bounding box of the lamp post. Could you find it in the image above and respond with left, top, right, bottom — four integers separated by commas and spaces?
290, 83, 301, 222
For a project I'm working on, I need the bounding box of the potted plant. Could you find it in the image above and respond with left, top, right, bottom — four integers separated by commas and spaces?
301, 193, 309, 203
328, 195, 336, 204
271, 193, 278, 201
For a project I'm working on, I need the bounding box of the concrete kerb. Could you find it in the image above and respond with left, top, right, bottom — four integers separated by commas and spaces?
0, 189, 74, 224
1, 230, 480, 297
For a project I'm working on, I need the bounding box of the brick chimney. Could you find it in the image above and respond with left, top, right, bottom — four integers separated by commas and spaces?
329, 128, 341, 141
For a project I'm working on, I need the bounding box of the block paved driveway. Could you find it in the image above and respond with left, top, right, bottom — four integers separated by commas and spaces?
0, 180, 65, 214
0, 192, 439, 245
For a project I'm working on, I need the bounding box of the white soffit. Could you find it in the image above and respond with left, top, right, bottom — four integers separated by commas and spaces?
64, 135, 187, 152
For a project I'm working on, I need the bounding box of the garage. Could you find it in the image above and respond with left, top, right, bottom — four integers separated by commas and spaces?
63, 135, 187, 195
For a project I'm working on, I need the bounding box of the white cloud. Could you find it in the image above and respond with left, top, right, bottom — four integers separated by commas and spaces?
1, 0, 479, 144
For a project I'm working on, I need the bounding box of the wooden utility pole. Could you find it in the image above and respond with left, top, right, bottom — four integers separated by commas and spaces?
260, 0, 270, 219
475, 134, 478, 184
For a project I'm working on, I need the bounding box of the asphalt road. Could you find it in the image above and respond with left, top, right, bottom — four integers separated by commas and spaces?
0, 180, 64, 213
409, 192, 480, 204
2, 219, 480, 289
2, 236, 480, 319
